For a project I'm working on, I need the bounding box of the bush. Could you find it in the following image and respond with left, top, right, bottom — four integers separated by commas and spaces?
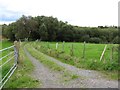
89, 37, 102, 43
112, 36, 118, 44
81, 35, 90, 42
102, 62, 119, 71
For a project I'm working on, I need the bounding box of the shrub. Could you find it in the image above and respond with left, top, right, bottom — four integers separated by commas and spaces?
89, 37, 102, 43
81, 35, 90, 42
112, 36, 118, 44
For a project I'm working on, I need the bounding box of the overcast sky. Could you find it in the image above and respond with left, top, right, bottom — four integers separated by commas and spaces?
0, 0, 119, 27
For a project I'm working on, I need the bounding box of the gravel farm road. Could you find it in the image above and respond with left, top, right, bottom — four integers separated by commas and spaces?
24, 47, 118, 88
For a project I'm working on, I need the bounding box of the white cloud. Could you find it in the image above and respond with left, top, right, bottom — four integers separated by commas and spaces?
0, 0, 119, 26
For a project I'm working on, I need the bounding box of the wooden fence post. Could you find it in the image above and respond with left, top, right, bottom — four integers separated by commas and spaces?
100, 45, 107, 61
56, 43, 58, 50
110, 46, 114, 61
82, 41, 86, 59
70, 44, 74, 56
14, 41, 20, 64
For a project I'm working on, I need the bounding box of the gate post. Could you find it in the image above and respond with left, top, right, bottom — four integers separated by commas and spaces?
14, 41, 20, 64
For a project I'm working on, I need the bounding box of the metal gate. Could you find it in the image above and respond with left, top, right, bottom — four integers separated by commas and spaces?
0, 45, 18, 89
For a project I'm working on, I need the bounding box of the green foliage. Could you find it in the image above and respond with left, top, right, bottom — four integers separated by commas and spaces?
39, 23, 48, 40
81, 35, 90, 42
3, 23, 16, 41
89, 37, 102, 43
112, 36, 118, 44
2, 15, 118, 44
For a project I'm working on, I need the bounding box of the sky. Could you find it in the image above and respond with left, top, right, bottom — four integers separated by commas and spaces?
0, 0, 119, 27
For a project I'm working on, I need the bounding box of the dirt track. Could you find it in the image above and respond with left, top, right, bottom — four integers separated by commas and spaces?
24, 47, 118, 88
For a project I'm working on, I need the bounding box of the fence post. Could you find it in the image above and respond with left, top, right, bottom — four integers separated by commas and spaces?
14, 41, 20, 64
56, 43, 58, 50
110, 46, 114, 61
100, 45, 107, 61
82, 41, 86, 59
70, 44, 74, 56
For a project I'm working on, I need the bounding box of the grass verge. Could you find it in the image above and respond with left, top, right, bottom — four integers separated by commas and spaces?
4, 43, 40, 88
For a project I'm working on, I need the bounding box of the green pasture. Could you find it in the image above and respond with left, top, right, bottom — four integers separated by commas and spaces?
29, 41, 119, 79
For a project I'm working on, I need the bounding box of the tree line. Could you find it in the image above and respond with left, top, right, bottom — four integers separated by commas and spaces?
2, 15, 118, 43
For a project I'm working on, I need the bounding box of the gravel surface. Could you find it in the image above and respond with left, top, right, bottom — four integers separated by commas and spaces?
45, 54, 118, 88
24, 48, 65, 88
24, 48, 118, 88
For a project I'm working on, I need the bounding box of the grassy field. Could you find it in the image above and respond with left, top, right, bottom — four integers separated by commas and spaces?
36, 42, 118, 61
0, 40, 13, 64
1, 40, 119, 88
1, 40, 13, 49
29, 41, 119, 79
0, 40, 13, 62
0, 40, 14, 80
